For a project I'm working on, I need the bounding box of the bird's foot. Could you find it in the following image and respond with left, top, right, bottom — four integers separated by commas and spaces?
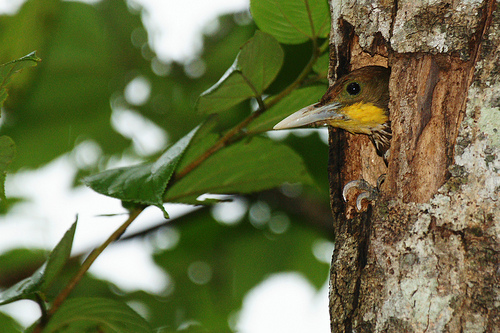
342, 174, 386, 211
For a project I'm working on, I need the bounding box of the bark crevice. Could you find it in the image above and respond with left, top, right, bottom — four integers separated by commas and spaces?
327, 0, 500, 332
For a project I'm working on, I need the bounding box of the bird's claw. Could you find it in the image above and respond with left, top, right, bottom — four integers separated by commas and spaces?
342, 175, 386, 211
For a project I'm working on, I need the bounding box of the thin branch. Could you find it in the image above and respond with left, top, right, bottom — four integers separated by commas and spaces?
34, 293, 48, 327
33, 208, 144, 332
50, 208, 143, 314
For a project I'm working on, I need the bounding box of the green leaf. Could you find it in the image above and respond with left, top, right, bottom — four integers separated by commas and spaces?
0, 51, 40, 110
0, 248, 47, 279
197, 31, 283, 114
313, 52, 330, 77
250, 0, 331, 44
0, 220, 77, 305
164, 136, 314, 204
84, 126, 200, 217
42, 297, 152, 333
196, 68, 253, 114
0, 52, 37, 204
248, 85, 327, 133
0, 136, 16, 202
0, 136, 16, 172
0, 312, 22, 333
174, 117, 220, 173
40, 221, 77, 291
238, 31, 284, 93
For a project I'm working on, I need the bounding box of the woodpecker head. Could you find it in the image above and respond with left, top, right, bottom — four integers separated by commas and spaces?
274, 66, 391, 163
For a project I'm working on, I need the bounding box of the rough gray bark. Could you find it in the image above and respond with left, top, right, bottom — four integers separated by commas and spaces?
327, 0, 500, 332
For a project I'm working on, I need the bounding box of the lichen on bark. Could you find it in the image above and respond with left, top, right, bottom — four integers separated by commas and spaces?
327, 0, 500, 332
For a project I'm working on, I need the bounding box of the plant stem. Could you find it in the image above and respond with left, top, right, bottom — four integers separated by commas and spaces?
33, 208, 144, 332
34, 293, 48, 327
50, 208, 143, 314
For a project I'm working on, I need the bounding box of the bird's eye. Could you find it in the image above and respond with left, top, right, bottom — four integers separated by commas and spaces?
346, 82, 361, 96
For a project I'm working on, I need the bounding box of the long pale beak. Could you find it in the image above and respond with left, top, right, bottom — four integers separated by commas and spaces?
273, 102, 343, 130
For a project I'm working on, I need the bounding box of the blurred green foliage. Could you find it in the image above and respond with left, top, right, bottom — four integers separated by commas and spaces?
0, 0, 333, 331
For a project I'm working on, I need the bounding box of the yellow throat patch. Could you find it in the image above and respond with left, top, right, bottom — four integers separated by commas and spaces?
329, 102, 388, 135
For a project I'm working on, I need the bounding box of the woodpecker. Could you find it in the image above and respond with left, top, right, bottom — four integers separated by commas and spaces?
274, 66, 391, 208
274, 66, 390, 164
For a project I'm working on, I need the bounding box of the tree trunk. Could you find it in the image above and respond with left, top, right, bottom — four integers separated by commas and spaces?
327, 0, 500, 332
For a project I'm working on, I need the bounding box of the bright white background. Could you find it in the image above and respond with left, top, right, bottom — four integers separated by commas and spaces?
0, 0, 332, 332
